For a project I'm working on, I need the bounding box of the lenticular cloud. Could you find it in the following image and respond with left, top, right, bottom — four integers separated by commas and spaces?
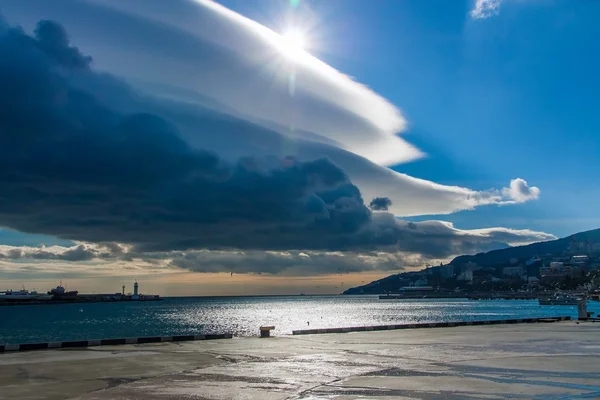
0, 0, 419, 166
0, 0, 541, 218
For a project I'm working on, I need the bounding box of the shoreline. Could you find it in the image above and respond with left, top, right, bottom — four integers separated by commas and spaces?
1, 315, 571, 353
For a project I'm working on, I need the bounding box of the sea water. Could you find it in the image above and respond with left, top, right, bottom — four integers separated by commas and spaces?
1, 296, 597, 344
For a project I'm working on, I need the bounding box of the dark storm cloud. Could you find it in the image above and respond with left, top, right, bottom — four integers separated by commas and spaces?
369, 197, 392, 211
0, 20, 555, 262
0, 19, 371, 252
34, 20, 92, 69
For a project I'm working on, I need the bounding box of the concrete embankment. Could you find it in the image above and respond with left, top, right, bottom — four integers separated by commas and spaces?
1, 320, 598, 399
1, 316, 571, 353
0, 333, 232, 353
293, 316, 571, 335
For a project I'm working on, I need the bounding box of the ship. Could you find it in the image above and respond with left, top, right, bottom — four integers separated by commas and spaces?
48, 282, 78, 298
0, 287, 53, 301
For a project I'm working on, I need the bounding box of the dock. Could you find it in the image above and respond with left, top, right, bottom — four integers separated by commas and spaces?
379, 293, 467, 299
0, 296, 162, 306
1, 320, 599, 399
0, 281, 161, 306
379, 291, 541, 300
467, 292, 539, 300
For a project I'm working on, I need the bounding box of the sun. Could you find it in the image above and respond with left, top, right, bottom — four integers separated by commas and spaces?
282, 29, 306, 51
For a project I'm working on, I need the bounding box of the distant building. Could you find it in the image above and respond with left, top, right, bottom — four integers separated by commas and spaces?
509, 258, 519, 265
503, 266, 525, 277
400, 286, 434, 291
457, 270, 473, 282
571, 255, 589, 267
541, 262, 580, 281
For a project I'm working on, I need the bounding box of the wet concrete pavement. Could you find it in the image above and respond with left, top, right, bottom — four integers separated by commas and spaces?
1, 321, 599, 399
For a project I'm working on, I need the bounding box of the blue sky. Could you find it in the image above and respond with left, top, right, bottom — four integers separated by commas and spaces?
218, 0, 600, 238
0, 0, 598, 294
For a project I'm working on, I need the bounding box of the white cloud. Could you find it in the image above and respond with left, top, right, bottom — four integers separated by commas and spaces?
502, 178, 541, 203
0, 0, 541, 219
470, 0, 502, 19
0, 243, 127, 262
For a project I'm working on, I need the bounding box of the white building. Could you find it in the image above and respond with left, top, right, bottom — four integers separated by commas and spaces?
571, 255, 589, 266
132, 281, 139, 300
541, 262, 579, 279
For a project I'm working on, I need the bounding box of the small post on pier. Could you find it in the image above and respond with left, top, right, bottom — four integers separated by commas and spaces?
577, 299, 588, 320
260, 326, 275, 338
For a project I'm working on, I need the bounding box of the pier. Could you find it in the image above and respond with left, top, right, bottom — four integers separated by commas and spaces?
379, 293, 467, 299
378, 291, 564, 301
1, 320, 599, 399
466, 292, 539, 300
0, 281, 161, 306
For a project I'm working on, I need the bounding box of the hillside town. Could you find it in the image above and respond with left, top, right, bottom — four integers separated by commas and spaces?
345, 230, 600, 296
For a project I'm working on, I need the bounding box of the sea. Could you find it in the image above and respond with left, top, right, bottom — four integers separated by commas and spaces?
1, 296, 598, 344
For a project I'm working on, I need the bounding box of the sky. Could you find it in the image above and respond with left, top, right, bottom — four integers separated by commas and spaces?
0, 0, 598, 295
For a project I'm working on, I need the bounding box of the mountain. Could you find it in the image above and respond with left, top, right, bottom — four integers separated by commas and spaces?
344, 228, 600, 294
449, 228, 600, 268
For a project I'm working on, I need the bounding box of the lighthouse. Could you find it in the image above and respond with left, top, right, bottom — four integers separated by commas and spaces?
132, 281, 139, 300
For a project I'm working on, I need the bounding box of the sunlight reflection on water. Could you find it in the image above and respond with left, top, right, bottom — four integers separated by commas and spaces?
1, 296, 595, 344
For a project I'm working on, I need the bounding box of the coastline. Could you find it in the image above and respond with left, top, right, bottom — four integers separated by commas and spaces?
1, 316, 571, 353
3, 297, 597, 345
